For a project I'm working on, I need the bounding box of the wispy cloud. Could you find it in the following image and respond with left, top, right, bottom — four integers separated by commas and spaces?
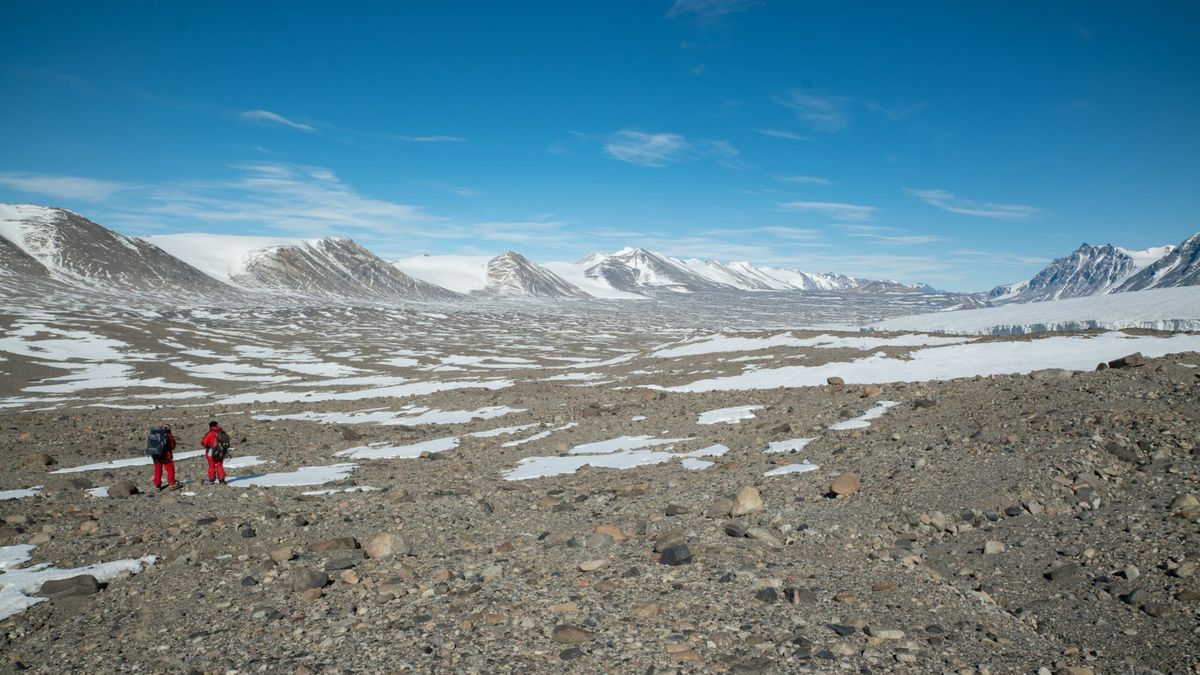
410, 180, 481, 197
840, 224, 949, 246
0, 172, 130, 201
906, 188, 1040, 219
772, 174, 833, 186
239, 109, 315, 132
772, 91, 851, 132
755, 129, 811, 142
865, 100, 928, 121
602, 130, 740, 168
780, 200, 876, 222
666, 0, 760, 22
382, 135, 468, 143
603, 130, 691, 167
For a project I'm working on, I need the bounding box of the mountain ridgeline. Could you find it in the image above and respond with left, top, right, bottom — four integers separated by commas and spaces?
1, 203, 1197, 306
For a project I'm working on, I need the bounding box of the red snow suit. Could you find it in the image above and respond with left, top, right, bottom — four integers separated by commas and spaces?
152, 430, 177, 488
202, 426, 226, 482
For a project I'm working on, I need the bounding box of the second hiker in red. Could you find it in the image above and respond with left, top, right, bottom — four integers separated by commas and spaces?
201, 420, 229, 485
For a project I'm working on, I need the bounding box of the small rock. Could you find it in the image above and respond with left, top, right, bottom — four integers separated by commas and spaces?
860, 385, 882, 398
983, 541, 1005, 555
664, 503, 689, 516
551, 624, 594, 644
745, 527, 781, 547
269, 547, 295, 564
706, 498, 733, 518
724, 522, 748, 538
592, 524, 627, 541
754, 587, 779, 603
26, 452, 56, 467
578, 559, 608, 572
106, 480, 138, 498
659, 544, 692, 566
830, 472, 860, 496
826, 376, 845, 387
729, 486, 763, 517
1141, 602, 1170, 618
309, 536, 359, 553
291, 569, 329, 592
912, 398, 937, 409
865, 625, 904, 640
365, 533, 409, 559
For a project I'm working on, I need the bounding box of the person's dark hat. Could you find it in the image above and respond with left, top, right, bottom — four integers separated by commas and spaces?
209, 421, 219, 428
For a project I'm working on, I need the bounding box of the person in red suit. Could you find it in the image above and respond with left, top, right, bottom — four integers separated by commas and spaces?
150, 425, 178, 490
201, 420, 228, 485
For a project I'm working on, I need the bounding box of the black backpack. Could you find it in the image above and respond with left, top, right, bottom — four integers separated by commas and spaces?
146, 425, 172, 459
212, 429, 232, 461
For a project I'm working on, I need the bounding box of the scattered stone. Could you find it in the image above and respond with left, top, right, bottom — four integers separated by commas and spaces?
729, 486, 763, 517
912, 398, 937, 408
1045, 564, 1082, 582
593, 524, 627, 541
860, 385, 882, 398
664, 503, 689, 516
269, 547, 295, 564
754, 587, 779, 603
983, 540, 1005, 555
1141, 602, 1170, 618
744, 527, 781, 547
826, 376, 844, 387
707, 498, 733, 518
724, 522, 748, 538
26, 452, 56, 467
830, 472, 860, 496
551, 624, 593, 644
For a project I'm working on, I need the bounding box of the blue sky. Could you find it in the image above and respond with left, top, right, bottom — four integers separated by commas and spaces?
1, 1, 1197, 291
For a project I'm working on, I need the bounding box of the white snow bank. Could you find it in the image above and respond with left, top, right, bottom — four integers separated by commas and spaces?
52, 450, 206, 474
568, 435, 692, 455
0, 544, 155, 621
0, 487, 41, 501
764, 462, 819, 477
869, 286, 1200, 335
697, 405, 762, 425
541, 262, 647, 300
661, 332, 1200, 392
229, 463, 358, 488
254, 406, 522, 426
468, 423, 540, 438
503, 441, 718, 481
392, 254, 490, 293
829, 401, 898, 430
143, 233, 307, 283
334, 437, 459, 460
500, 422, 577, 448
216, 379, 512, 405
652, 332, 968, 359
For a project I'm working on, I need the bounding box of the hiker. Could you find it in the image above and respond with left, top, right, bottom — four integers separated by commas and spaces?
201, 420, 231, 485
146, 424, 178, 490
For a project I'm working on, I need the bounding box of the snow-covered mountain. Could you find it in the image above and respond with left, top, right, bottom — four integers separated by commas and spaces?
988, 243, 1167, 304
582, 248, 730, 294
148, 233, 459, 302
1115, 233, 1200, 292
394, 252, 588, 298
0, 204, 230, 297
484, 251, 590, 298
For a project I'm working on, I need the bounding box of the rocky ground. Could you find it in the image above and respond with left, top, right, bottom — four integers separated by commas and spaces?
1, 320, 1199, 673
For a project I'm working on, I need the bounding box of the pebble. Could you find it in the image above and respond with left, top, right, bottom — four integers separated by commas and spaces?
578, 559, 608, 572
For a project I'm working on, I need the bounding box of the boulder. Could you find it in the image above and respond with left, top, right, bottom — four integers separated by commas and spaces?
551, 624, 594, 644
38, 574, 100, 599
826, 376, 845, 387
1108, 352, 1146, 369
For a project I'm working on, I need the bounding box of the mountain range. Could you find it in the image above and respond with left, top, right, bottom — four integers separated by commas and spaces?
1, 203, 1197, 307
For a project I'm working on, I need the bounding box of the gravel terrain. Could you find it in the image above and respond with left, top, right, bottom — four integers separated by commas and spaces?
1, 305, 1198, 674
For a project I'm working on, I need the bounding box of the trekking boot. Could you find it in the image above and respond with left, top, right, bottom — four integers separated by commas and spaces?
154, 484, 165, 491
218, 479, 227, 485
